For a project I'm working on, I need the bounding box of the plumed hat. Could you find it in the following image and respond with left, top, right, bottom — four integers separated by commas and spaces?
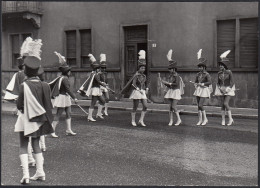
218, 50, 231, 69
100, 53, 107, 68
20, 37, 43, 77
54, 51, 71, 74
88, 54, 100, 69
196, 49, 207, 68
138, 50, 146, 68
167, 49, 177, 69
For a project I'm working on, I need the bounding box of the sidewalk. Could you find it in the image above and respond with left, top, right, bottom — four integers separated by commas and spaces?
2, 100, 258, 119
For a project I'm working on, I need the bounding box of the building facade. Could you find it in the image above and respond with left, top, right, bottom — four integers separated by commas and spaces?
2, 2, 258, 108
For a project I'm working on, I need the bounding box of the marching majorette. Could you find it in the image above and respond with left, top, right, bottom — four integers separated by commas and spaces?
160, 49, 185, 126
214, 50, 235, 126
121, 50, 149, 127
14, 37, 54, 184
193, 49, 212, 126
3, 57, 26, 101
78, 54, 107, 121
49, 52, 78, 137
98, 54, 110, 116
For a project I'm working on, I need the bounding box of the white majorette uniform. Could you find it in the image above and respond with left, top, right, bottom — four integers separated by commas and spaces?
49, 52, 76, 108
129, 72, 147, 100
193, 71, 212, 98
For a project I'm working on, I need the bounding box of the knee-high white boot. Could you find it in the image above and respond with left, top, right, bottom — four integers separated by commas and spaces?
138, 111, 147, 127
20, 154, 30, 184
227, 110, 234, 126
221, 110, 226, 126
51, 121, 59, 138
196, 111, 202, 125
28, 142, 36, 166
174, 111, 182, 126
131, 112, 137, 126
201, 110, 208, 126
88, 108, 96, 122
65, 118, 76, 136
39, 135, 46, 152
104, 103, 109, 116
30, 153, 45, 181
96, 104, 104, 119
168, 111, 173, 126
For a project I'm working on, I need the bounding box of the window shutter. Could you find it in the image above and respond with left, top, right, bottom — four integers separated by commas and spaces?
11, 34, 20, 68
239, 18, 258, 68
80, 29, 91, 67
65, 30, 76, 66
217, 20, 236, 67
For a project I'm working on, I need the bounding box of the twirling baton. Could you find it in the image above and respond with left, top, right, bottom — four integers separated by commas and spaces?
77, 104, 89, 115
131, 84, 153, 103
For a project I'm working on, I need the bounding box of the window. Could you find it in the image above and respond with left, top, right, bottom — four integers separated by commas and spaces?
65, 29, 92, 68
10, 33, 32, 68
217, 17, 258, 68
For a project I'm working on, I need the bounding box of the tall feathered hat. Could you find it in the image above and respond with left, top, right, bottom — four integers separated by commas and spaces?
20, 37, 43, 77
167, 49, 177, 69
88, 54, 100, 69
54, 51, 71, 74
100, 53, 107, 68
138, 50, 146, 68
218, 50, 231, 69
196, 49, 207, 68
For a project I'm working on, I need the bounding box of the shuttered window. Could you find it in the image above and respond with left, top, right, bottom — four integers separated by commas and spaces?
217, 18, 258, 69
80, 29, 91, 68
10, 33, 32, 68
65, 30, 76, 66
239, 18, 258, 68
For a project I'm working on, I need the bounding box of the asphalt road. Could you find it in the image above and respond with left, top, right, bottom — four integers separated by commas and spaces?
1, 110, 258, 186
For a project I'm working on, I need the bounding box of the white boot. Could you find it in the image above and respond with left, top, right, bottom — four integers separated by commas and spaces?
201, 110, 208, 126
96, 104, 104, 119
40, 135, 46, 152
20, 154, 30, 184
168, 111, 173, 126
51, 121, 59, 138
196, 111, 202, 125
28, 142, 36, 166
138, 111, 147, 127
65, 118, 76, 136
30, 153, 45, 181
174, 111, 182, 126
221, 110, 226, 126
227, 110, 234, 126
131, 112, 137, 126
104, 103, 109, 116
88, 108, 96, 122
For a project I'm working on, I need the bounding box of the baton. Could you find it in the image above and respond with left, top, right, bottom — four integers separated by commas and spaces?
131, 84, 153, 103
76, 104, 89, 115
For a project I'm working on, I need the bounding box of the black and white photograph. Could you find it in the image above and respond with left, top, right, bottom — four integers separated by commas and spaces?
1, 1, 258, 186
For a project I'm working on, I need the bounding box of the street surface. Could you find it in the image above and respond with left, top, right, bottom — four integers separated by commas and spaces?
1, 110, 258, 186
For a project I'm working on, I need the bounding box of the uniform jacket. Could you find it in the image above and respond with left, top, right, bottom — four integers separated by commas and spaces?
49, 76, 76, 99
163, 73, 180, 90
121, 72, 149, 94
217, 70, 234, 87
195, 71, 212, 87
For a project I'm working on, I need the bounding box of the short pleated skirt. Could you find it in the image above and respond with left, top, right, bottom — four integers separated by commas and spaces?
164, 89, 181, 100
14, 111, 53, 137
89, 87, 103, 96
129, 89, 147, 100
214, 85, 235, 96
100, 85, 108, 93
193, 86, 211, 98
52, 94, 71, 108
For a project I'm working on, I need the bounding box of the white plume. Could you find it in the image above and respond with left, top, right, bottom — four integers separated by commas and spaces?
220, 50, 231, 59
197, 49, 202, 60
54, 51, 66, 65
138, 50, 146, 59
100, 54, 106, 62
166, 49, 173, 61
88, 54, 96, 62
20, 37, 43, 60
